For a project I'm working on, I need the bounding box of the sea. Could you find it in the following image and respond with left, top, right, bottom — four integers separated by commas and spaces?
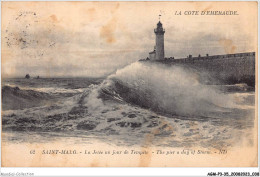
1, 62, 256, 149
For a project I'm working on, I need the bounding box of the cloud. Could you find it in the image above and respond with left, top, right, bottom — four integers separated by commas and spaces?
2, 2, 257, 78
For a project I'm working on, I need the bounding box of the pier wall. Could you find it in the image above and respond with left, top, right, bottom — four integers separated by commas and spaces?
144, 52, 256, 86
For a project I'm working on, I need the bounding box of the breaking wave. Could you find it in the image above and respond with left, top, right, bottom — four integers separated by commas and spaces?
2, 62, 255, 147
85, 62, 237, 117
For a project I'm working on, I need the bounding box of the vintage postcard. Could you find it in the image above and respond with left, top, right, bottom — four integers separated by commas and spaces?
1, 1, 258, 167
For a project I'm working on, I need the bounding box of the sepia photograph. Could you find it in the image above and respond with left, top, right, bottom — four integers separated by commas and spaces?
1, 1, 258, 170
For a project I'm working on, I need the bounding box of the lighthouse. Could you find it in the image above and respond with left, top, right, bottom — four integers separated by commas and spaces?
154, 21, 165, 60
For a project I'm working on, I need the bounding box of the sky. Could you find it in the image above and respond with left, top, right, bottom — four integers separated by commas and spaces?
2, 1, 257, 78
